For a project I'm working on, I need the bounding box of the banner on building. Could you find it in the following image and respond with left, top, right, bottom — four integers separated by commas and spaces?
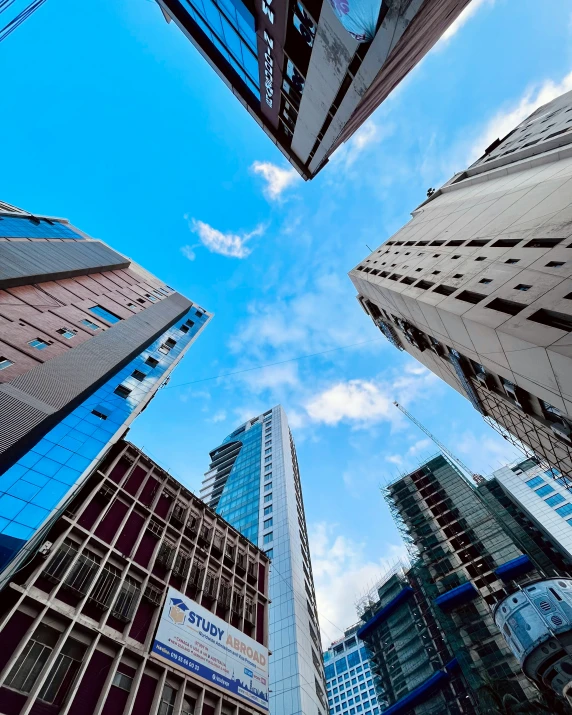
151, 587, 269, 712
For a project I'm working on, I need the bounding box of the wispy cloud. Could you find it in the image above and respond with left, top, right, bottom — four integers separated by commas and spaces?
331, 120, 389, 171
439, 0, 495, 46
468, 69, 572, 162
310, 521, 407, 646
183, 218, 264, 259
251, 161, 301, 201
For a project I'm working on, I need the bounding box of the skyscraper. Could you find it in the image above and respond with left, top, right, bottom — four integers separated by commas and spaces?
200, 405, 328, 715
155, 0, 471, 179
349, 89, 572, 476
0, 200, 211, 581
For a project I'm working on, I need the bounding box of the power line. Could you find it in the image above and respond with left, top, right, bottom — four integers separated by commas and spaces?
0, 0, 47, 43
162, 338, 384, 391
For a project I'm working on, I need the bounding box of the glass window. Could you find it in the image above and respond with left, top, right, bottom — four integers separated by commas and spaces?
264, 493, 272, 503
112, 672, 133, 691
0, 356, 14, 370
159, 685, 177, 715
535, 484, 555, 497
556, 504, 572, 517
325, 664, 335, 680
89, 305, 121, 324
264, 505, 272, 515
56, 328, 76, 339
263, 532, 273, 545
265, 548, 273, 559
348, 651, 360, 668
546, 493, 566, 507
5, 624, 59, 693
80, 318, 100, 331
545, 467, 561, 478
264, 518, 273, 529
114, 385, 132, 399
265, 456, 272, 463
264, 483, 272, 491
265, 448, 272, 454
526, 476, 544, 489
335, 657, 348, 675
28, 338, 49, 350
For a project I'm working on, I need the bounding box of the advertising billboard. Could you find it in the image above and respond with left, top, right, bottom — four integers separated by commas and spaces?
151, 587, 269, 712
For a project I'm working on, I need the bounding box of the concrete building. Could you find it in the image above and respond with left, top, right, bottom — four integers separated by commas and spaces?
0, 439, 270, 715
383, 454, 564, 707
356, 564, 475, 715
200, 406, 327, 715
0, 200, 211, 583
323, 623, 384, 715
156, 0, 472, 179
349, 90, 572, 476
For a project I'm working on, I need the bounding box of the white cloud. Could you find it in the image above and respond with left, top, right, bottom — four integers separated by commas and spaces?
209, 410, 227, 423
186, 218, 264, 259
331, 120, 389, 171
468, 69, 572, 163
306, 379, 393, 427
251, 161, 301, 201
456, 430, 524, 474
439, 0, 495, 45
309, 522, 407, 646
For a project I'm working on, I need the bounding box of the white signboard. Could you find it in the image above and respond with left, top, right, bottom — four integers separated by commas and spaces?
151, 587, 269, 712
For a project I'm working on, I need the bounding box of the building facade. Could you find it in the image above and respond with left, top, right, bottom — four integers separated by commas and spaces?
156, 0, 471, 179
349, 90, 572, 476
0, 439, 269, 715
200, 406, 327, 715
0, 200, 211, 583
323, 623, 383, 715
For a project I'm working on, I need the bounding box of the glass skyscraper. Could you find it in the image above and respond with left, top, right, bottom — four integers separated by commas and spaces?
323, 625, 382, 715
201, 405, 328, 715
0, 200, 211, 583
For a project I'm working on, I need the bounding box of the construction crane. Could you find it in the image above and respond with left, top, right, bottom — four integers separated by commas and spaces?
393, 402, 486, 485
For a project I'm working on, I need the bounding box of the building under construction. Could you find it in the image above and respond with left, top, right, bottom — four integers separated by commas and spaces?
357, 454, 572, 713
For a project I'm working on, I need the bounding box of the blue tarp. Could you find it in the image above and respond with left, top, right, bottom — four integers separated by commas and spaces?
434, 582, 478, 611
326, 0, 384, 42
357, 587, 414, 640
494, 555, 534, 582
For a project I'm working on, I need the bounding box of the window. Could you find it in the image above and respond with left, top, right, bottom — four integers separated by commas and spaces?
91, 408, 108, 420
263, 533, 273, 545
452, 255, 461, 259
528, 309, 572, 332
159, 685, 177, 715
56, 328, 76, 339
28, 338, 49, 350
265, 447, 272, 454
526, 477, 545, 490
146, 294, 158, 302
137, 298, 145, 304
264, 505, 272, 515
475, 256, 486, 261
546, 261, 565, 268
485, 298, 526, 316
264, 518, 273, 529
457, 290, 486, 304
264, 493, 272, 502
264, 456, 272, 463
453, 274, 464, 279
80, 318, 100, 330
0, 356, 13, 370
145, 356, 159, 368
535, 484, 554, 497
433, 284, 456, 296
265, 440, 272, 447
131, 370, 146, 381
431, 270, 441, 275
479, 278, 492, 285
505, 258, 520, 264
89, 305, 121, 324
265, 548, 273, 559
112, 672, 133, 691
114, 385, 132, 399
556, 504, 572, 518
546, 493, 566, 507
514, 284, 531, 291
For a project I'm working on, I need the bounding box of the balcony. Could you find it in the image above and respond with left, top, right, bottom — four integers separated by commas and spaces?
236, 551, 246, 574
247, 561, 257, 584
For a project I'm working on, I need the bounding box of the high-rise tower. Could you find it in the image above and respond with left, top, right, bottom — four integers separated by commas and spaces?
0, 200, 211, 580
200, 405, 328, 715
349, 90, 572, 477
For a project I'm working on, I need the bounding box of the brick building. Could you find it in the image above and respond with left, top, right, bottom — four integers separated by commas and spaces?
0, 439, 269, 715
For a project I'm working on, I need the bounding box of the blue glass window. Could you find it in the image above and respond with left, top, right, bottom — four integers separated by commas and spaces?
347, 651, 360, 668
80, 319, 100, 331
0, 216, 82, 239
28, 338, 49, 350
325, 664, 335, 680
535, 484, 555, 497
264, 493, 272, 503
263, 532, 273, 545
0, 357, 14, 370
57, 328, 76, 339
526, 476, 544, 489
265, 548, 273, 559
545, 468, 561, 478
546, 493, 566, 507
335, 657, 348, 675
359, 647, 370, 662
264, 505, 272, 515
556, 504, 572, 517
264, 483, 272, 491
263, 518, 273, 529
89, 305, 121, 324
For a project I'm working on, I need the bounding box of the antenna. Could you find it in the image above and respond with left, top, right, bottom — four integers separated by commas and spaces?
393, 402, 486, 485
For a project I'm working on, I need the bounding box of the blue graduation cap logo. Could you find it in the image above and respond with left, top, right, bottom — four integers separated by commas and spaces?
168, 597, 190, 624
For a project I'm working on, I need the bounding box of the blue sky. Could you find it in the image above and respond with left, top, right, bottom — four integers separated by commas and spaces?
3, 0, 572, 641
